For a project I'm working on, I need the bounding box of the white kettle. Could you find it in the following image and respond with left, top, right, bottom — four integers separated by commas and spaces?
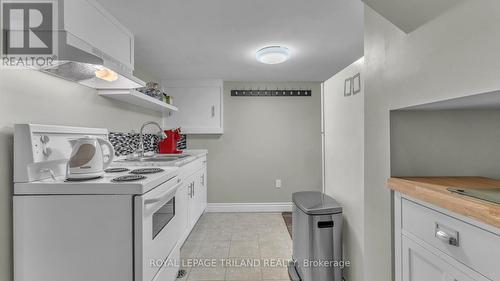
67, 137, 115, 180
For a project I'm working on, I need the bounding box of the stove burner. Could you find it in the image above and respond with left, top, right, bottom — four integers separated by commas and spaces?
130, 168, 164, 174
105, 167, 130, 173
65, 176, 102, 182
112, 175, 146, 182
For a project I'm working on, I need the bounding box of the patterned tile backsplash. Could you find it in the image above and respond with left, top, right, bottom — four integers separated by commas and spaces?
109, 132, 158, 156
177, 134, 187, 150
109, 132, 187, 156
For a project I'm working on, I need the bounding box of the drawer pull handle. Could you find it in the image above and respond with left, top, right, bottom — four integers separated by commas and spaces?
435, 224, 459, 247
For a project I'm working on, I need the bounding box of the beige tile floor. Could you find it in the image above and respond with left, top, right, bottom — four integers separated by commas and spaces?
177, 213, 292, 281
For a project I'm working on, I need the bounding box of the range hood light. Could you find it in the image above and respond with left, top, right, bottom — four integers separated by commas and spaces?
95, 68, 118, 82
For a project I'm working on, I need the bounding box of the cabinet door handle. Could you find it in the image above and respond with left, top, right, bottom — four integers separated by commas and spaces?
435, 223, 459, 246
192, 182, 195, 197
211, 105, 215, 118
188, 183, 193, 198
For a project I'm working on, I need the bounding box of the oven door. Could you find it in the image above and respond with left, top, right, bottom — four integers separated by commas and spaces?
135, 177, 182, 281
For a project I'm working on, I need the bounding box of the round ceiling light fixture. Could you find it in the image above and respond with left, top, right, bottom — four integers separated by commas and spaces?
256, 46, 291, 64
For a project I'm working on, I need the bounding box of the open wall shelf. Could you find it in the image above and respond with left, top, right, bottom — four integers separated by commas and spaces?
98, 90, 178, 113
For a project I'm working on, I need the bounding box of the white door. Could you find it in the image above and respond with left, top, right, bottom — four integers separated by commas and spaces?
402, 236, 474, 281
165, 85, 223, 134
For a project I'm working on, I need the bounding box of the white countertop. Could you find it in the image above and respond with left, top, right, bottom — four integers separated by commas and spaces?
114, 149, 208, 167
181, 149, 208, 161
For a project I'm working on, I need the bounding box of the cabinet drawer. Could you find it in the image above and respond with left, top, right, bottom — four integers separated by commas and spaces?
178, 158, 202, 179
402, 198, 499, 280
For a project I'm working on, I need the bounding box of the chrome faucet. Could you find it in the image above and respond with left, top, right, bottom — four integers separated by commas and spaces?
139, 121, 167, 157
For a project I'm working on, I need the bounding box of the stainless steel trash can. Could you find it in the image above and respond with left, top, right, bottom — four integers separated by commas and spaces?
288, 191, 343, 281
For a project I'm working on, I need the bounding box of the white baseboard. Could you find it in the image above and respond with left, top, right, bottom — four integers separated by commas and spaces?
206, 202, 293, 213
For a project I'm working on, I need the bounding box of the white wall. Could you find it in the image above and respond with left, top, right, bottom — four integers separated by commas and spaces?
323, 57, 364, 281
187, 81, 323, 204
364, 1, 500, 280
0, 69, 162, 281
391, 110, 500, 178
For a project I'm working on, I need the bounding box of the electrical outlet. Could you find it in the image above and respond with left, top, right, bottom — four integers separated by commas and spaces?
275, 179, 282, 189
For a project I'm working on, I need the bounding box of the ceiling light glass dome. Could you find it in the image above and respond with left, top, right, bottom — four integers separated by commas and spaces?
256, 46, 291, 64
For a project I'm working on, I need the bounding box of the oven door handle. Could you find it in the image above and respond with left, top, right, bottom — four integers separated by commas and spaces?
144, 181, 182, 205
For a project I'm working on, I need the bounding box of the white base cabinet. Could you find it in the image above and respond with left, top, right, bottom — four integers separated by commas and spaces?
178, 155, 208, 245
394, 192, 499, 281
192, 160, 208, 223
402, 236, 474, 281
176, 184, 190, 245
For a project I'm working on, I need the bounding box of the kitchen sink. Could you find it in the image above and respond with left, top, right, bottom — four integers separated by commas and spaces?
148, 155, 190, 162
123, 154, 190, 162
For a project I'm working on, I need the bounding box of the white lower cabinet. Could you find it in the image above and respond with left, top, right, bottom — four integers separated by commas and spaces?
395, 193, 498, 281
178, 156, 208, 244
402, 236, 474, 281
191, 160, 208, 223
176, 183, 189, 241
186, 173, 199, 229
190, 166, 207, 227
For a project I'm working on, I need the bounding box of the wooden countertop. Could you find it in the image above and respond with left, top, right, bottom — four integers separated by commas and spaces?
388, 177, 500, 228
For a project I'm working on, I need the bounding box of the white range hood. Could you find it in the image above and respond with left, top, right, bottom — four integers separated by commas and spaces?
38, 30, 145, 89
3, 0, 148, 90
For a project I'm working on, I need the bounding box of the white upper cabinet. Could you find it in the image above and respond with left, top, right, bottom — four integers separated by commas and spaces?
163, 80, 223, 134
62, 0, 134, 70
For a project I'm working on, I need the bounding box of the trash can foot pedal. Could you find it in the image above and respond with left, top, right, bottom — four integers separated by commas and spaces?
288, 261, 301, 281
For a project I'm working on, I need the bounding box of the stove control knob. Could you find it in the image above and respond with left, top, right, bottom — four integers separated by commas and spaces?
40, 135, 50, 144
43, 147, 52, 157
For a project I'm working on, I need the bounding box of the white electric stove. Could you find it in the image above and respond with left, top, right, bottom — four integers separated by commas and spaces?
14, 165, 179, 195
13, 124, 183, 281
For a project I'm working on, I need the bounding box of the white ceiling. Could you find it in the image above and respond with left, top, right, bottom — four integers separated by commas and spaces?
97, 0, 364, 82
363, 0, 464, 33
